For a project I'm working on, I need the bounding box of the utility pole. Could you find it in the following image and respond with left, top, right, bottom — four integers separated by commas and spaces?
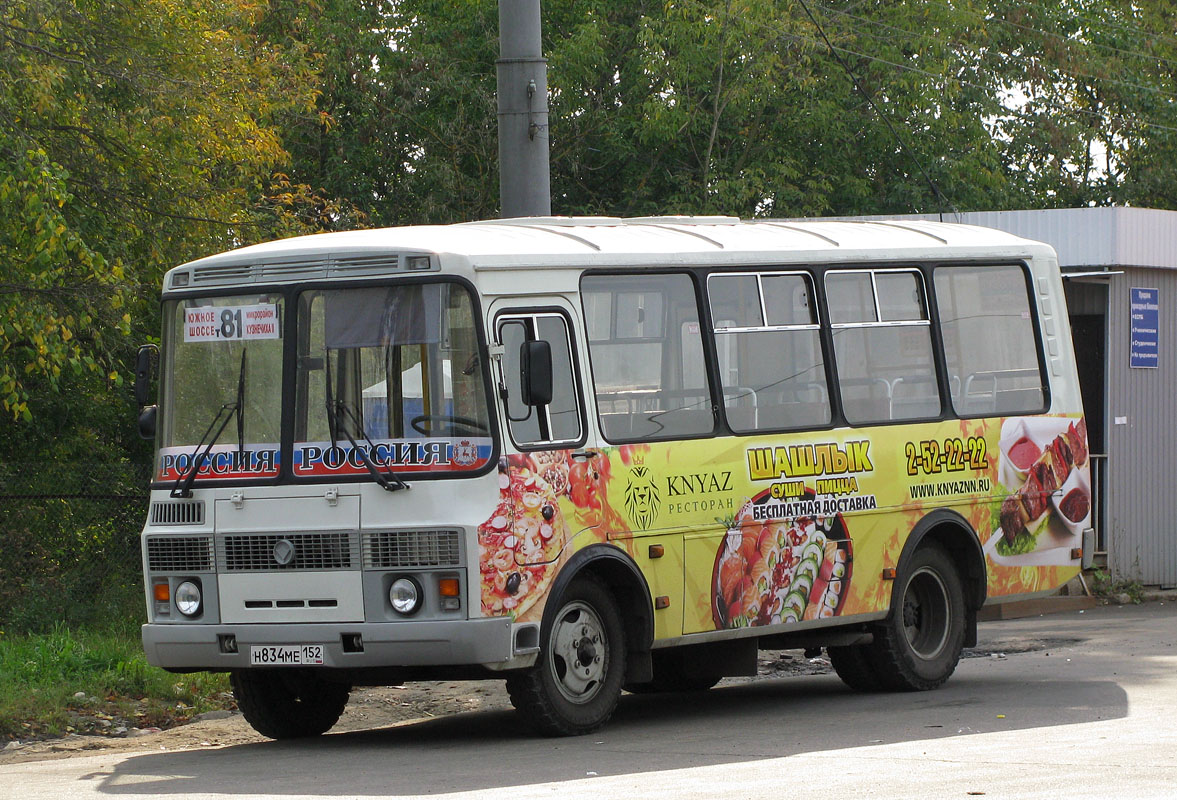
496, 0, 551, 218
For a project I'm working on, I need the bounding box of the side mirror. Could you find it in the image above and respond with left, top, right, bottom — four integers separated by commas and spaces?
138, 405, 158, 440
520, 340, 553, 407
134, 344, 158, 408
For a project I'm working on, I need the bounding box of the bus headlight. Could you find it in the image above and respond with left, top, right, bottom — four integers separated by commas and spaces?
389, 577, 422, 616
174, 580, 203, 617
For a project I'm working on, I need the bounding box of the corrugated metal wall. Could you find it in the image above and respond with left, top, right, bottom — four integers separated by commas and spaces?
1106, 268, 1177, 586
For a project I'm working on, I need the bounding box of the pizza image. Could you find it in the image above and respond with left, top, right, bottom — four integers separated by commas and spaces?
530, 449, 572, 497
478, 454, 570, 621
712, 489, 852, 629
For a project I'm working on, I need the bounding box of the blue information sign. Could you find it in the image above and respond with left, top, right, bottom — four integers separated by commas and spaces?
1130, 287, 1160, 369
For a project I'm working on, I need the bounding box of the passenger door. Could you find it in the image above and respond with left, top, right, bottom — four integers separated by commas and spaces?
491, 300, 599, 566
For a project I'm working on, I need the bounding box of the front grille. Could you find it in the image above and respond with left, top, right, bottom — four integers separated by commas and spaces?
363, 530, 461, 569
147, 535, 214, 572
150, 500, 205, 525
219, 532, 356, 571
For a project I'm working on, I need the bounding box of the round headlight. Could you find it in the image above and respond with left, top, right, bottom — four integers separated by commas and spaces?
175, 580, 202, 617
389, 577, 422, 616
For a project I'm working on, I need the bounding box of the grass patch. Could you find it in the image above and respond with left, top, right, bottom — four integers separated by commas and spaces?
0, 622, 233, 741
1089, 569, 1145, 605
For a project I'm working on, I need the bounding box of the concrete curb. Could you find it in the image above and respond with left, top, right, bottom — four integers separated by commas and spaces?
978, 595, 1097, 621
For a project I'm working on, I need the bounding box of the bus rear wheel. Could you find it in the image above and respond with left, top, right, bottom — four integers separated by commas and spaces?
506, 575, 626, 736
230, 669, 350, 739
868, 543, 966, 691
827, 643, 882, 692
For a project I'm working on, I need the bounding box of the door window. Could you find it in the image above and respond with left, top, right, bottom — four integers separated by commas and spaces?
498, 312, 583, 447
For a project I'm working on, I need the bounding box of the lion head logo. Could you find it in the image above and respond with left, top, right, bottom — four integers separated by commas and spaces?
624, 464, 660, 531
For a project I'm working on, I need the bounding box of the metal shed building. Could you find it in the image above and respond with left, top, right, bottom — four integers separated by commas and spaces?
836, 207, 1177, 587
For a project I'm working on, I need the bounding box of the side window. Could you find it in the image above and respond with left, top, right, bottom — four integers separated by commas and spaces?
581, 273, 714, 442
498, 312, 582, 447
707, 272, 831, 432
934, 265, 1046, 416
826, 269, 941, 424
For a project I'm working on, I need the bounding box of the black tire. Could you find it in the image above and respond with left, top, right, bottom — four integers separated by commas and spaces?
868, 543, 966, 691
624, 649, 722, 694
827, 644, 883, 692
230, 669, 350, 739
506, 575, 626, 736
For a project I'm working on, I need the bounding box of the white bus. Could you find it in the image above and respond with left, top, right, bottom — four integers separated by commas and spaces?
135, 216, 1090, 738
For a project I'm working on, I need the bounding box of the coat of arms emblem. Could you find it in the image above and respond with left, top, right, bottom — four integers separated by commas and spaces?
452, 440, 479, 466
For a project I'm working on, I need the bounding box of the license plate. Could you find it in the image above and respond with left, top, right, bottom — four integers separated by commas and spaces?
249, 644, 325, 666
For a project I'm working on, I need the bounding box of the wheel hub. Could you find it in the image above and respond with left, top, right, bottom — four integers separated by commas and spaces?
903, 596, 921, 628
549, 602, 608, 704
576, 637, 597, 665
902, 566, 950, 661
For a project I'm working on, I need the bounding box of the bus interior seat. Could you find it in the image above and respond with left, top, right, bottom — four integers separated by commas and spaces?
598, 408, 715, 441
839, 378, 892, 423
890, 376, 941, 420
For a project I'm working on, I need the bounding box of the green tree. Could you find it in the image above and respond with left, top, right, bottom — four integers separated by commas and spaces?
7, 0, 1177, 432
0, 148, 128, 422
0, 0, 321, 427
258, 0, 499, 226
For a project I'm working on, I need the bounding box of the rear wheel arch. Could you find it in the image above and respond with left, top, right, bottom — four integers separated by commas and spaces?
869, 542, 968, 691
825, 512, 987, 694
896, 509, 987, 613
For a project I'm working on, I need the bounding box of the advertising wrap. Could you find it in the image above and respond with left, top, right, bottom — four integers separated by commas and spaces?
478, 415, 1088, 638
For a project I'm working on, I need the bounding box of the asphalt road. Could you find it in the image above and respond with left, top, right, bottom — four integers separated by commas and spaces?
6, 602, 1176, 800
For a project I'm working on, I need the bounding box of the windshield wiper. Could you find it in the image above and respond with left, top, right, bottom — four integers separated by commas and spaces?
327, 400, 410, 492
171, 350, 246, 498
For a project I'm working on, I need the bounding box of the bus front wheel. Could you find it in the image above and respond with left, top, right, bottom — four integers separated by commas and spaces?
230, 669, 350, 739
868, 543, 966, 691
506, 575, 626, 736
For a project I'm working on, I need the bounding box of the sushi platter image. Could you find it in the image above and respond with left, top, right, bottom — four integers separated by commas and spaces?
711, 489, 853, 629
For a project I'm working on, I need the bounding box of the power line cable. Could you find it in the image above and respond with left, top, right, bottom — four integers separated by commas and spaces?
793, 0, 958, 219
812, 1, 1177, 102
902, 0, 1177, 68
985, 0, 1177, 52
678, 0, 1177, 138
771, 25, 1177, 136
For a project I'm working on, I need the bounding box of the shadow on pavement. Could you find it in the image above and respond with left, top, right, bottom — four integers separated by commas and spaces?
92, 666, 1130, 797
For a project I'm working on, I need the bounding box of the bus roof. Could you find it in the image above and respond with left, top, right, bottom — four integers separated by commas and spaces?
169, 217, 1056, 290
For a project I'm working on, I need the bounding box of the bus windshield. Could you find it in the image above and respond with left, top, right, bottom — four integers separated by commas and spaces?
293, 282, 494, 478
154, 282, 495, 485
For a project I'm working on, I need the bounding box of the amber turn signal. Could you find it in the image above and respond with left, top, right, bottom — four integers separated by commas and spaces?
153, 582, 170, 602
881, 567, 897, 580
1071, 548, 1083, 560
654, 595, 670, 609
648, 544, 665, 559
438, 578, 460, 597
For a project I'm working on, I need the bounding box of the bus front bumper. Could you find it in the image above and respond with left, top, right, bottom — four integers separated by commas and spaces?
141, 617, 518, 671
